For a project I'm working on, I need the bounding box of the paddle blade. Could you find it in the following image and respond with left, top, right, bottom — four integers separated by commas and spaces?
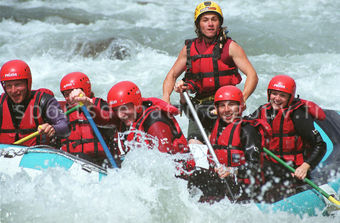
328, 196, 340, 210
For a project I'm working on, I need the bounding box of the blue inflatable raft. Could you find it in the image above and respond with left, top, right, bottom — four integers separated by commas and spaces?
0, 144, 107, 181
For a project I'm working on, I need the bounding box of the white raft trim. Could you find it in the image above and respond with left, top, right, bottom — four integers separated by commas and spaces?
0, 146, 107, 181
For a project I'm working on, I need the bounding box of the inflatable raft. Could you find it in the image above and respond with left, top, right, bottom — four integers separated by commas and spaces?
0, 110, 339, 217
0, 144, 107, 181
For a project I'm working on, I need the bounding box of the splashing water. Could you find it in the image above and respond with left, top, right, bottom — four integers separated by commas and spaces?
1, 0, 340, 222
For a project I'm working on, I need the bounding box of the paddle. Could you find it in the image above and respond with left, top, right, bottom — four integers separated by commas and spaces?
263, 147, 340, 208
78, 97, 118, 169
13, 104, 81, 145
13, 131, 40, 145
183, 91, 235, 201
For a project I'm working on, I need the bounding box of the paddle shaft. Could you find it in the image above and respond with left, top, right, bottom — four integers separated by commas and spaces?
263, 147, 340, 207
13, 104, 81, 145
65, 104, 81, 115
183, 92, 221, 167
13, 131, 40, 145
79, 104, 118, 168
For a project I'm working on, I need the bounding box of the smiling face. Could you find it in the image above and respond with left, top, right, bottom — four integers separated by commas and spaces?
198, 12, 220, 39
4, 79, 28, 104
269, 90, 290, 110
215, 100, 240, 124
113, 102, 137, 126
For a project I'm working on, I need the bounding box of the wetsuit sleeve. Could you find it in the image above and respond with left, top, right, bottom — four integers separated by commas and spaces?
292, 108, 326, 169
237, 123, 262, 178
41, 95, 70, 138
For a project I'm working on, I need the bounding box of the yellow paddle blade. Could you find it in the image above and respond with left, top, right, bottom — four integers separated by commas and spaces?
13, 131, 40, 145
328, 196, 340, 209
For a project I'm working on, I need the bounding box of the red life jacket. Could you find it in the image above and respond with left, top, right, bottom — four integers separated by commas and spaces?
259, 99, 325, 166
0, 90, 46, 146
210, 119, 246, 167
210, 118, 270, 185
59, 98, 111, 157
125, 97, 188, 154
210, 118, 254, 184
184, 38, 242, 96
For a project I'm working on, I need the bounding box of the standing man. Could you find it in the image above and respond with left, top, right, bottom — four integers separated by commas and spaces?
162, 1, 258, 143
0, 60, 70, 146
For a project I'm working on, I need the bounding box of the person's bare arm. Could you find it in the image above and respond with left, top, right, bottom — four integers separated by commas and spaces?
162, 45, 187, 104
229, 41, 258, 102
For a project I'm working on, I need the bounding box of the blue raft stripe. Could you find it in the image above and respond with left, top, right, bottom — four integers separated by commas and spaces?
99, 172, 106, 181
256, 188, 326, 217
256, 176, 340, 217
314, 122, 333, 163
0, 144, 15, 149
20, 152, 74, 170
329, 180, 340, 193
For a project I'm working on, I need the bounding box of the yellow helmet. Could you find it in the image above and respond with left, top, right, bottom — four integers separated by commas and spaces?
194, 1, 223, 23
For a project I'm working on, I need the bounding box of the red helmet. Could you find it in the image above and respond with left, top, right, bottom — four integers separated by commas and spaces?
38, 88, 54, 96
267, 75, 296, 105
0, 60, 32, 92
60, 72, 91, 97
107, 81, 142, 109
214, 85, 245, 112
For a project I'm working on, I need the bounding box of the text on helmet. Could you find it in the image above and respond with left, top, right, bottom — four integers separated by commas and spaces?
200, 7, 217, 14
4, 73, 19, 78
109, 100, 118, 105
273, 83, 286, 89
63, 83, 74, 88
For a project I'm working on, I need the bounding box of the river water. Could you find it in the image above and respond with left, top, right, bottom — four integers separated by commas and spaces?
1, 0, 340, 222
